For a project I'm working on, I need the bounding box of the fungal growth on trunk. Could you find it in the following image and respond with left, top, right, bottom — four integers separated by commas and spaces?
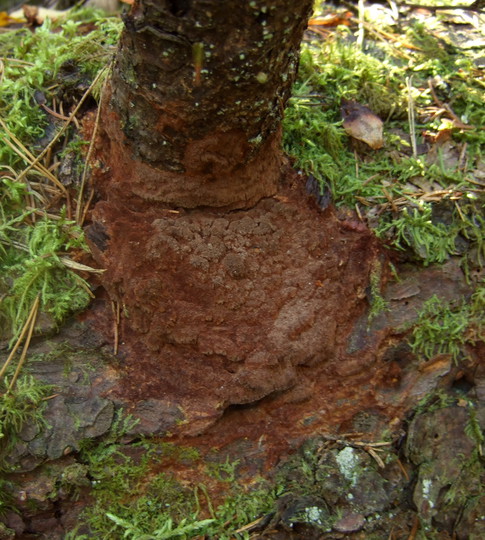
86, 0, 384, 436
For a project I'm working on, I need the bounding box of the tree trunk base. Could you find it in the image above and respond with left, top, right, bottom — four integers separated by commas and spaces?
86, 166, 397, 436
93, 84, 282, 210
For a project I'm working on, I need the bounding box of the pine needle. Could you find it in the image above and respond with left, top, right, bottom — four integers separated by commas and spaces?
0, 295, 40, 387
7, 295, 40, 393
76, 73, 108, 225
16, 63, 111, 186
406, 76, 417, 159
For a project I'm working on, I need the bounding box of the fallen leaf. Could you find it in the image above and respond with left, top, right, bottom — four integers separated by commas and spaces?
0, 11, 24, 26
9, 5, 66, 26
422, 128, 453, 145
308, 12, 353, 27
341, 99, 384, 150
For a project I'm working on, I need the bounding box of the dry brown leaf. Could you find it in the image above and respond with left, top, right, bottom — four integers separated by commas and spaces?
422, 128, 453, 145
308, 12, 353, 27
0, 11, 24, 26
8, 5, 65, 26
341, 99, 384, 150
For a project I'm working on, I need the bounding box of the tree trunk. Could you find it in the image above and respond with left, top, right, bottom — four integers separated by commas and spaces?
87, 0, 386, 438
98, 0, 313, 209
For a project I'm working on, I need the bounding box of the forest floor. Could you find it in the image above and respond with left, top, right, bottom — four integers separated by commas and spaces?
0, 1, 484, 539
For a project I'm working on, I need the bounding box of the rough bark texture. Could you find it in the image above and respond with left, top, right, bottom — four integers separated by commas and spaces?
86, 1, 390, 437
85, 0, 402, 438
99, 0, 313, 209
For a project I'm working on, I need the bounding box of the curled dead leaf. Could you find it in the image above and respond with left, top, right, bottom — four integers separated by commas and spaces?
0, 11, 24, 26
7, 5, 65, 26
308, 12, 353, 27
341, 99, 384, 150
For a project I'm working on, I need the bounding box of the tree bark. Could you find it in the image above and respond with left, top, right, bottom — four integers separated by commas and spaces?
87, 0, 384, 437
99, 0, 313, 209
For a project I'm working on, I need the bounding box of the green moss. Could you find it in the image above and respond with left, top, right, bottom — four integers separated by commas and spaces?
296, 36, 405, 118
206, 455, 240, 483
368, 260, 390, 323
410, 287, 484, 362
464, 405, 484, 455
0, 13, 120, 167
64, 427, 280, 539
0, 9, 121, 342
283, 25, 484, 270
0, 374, 53, 470
414, 389, 457, 416
376, 203, 457, 265
105, 512, 214, 540
208, 484, 278, 538
441, 450, 485, 517
0, 213, 92, 342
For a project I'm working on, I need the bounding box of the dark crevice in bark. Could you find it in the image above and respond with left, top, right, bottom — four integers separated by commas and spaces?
167, 0, 191, 16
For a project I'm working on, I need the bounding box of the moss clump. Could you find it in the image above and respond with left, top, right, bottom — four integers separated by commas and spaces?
0, 9, 122, 342
0, 12, 120, 166
410, 286, 484, 362
284, 22, 484, 268
67, 434, 278, 539
0, 213, 92, 342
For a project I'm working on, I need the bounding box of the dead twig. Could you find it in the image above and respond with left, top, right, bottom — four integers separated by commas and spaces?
428, 79, 473, 130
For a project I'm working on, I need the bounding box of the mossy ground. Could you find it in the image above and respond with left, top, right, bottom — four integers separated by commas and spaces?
64, 424, 279, 539
0, 7, 121, 345
0, 1, 484, 538
284, 5, 484, 270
